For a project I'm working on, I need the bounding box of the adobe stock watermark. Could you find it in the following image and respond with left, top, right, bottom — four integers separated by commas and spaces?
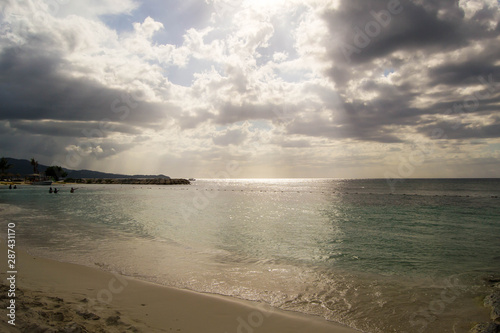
339, 0, 403, 63
75, 271, 129, 315
408, 277, 465, 333
228, 302, 276, 333
385, 74, 499, 192
272, 103, 294, 124
36, 0, 71, 17
3, 0, 72, 17
212, 0, 243, 18
179, 100, 306, 223
180, 160, 241, 223
4, 0, 72, 41
49, 90, 142, 175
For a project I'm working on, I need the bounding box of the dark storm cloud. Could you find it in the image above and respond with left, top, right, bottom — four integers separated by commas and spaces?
286, 113, 403, 144
8, 120, 142, 137
325, 0, 497, 67
417, 119, 500, 140
429, 61, 500, 86
0, 123, 137, 164
422, 89, 500, 116
0, 130, 77, 159
311, 0, 500, 144
0, 46, 170, 129
285, 91, 426, 143
322, 0, 499, 88
0, 36, 180, 165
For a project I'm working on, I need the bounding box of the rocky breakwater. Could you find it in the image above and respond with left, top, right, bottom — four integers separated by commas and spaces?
87, 178, 190, 185
471, 277, 500, 333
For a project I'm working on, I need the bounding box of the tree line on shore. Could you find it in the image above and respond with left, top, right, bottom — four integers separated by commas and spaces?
1, 157, 189, 185
1, 157, 67, 181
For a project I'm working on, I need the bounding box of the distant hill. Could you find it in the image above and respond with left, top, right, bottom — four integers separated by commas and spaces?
65, 169, 170, 179
2, 158, 170, 179
2, 158, 45, 176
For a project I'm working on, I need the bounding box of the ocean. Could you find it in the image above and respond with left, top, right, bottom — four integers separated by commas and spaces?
1, 178, 499, 332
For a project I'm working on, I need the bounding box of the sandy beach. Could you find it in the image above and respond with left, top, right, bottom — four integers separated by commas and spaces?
0, 242, 359, 333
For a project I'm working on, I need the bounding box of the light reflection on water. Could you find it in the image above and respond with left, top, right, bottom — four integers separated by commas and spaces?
1, 179, 500, 332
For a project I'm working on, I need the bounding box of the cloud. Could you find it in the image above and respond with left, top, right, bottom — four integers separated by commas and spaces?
271, 137, 312, 148
212, 128, 248, 146
309, 0, 500, 143
429, 61, 500, 86
8, 119, 141, 137
57, 0, 139, 18
0, 0, 499, 177
0, 47, 167, 126
418, 119, 500, 139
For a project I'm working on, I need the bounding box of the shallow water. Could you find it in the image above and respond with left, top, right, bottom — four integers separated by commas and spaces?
1, 178, 499, 332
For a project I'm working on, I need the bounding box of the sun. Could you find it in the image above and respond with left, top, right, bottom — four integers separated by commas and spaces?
212, 0, 290, 17
245, 0, 287, 11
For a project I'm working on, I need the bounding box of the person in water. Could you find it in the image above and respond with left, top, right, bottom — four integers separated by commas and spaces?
49, 187, 53, 193
70, 187, 74, 193
13, 185, 16, 189
54, 188, 58, 194
9, 184, 12, 189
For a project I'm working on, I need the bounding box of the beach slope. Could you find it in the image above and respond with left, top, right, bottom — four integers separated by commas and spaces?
0, 244, 359, 332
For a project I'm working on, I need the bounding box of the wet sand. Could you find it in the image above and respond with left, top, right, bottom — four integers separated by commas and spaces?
0, 243, 359, 332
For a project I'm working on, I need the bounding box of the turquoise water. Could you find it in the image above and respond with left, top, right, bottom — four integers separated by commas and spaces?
1, 179, 499, 332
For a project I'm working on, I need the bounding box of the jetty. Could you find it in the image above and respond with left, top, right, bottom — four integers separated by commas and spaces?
82, 178, 190, 185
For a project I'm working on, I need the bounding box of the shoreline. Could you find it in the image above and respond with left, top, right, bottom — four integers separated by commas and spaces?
0, 177, 191, 186
0, 243, 360, 333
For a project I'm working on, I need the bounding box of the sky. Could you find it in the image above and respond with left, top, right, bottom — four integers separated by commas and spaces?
0, 0, 499, 179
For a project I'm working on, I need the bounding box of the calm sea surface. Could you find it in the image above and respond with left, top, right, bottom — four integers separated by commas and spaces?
1, 178, 500, 332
